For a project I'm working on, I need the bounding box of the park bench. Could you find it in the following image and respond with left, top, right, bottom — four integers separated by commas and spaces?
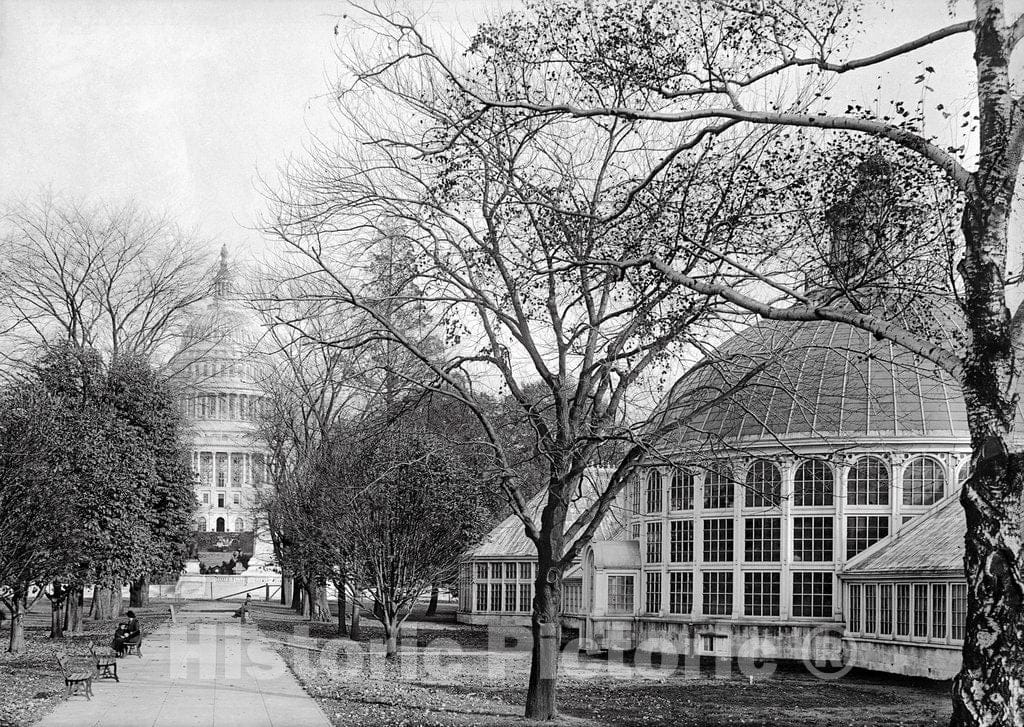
123, 635, 142, 657
56, 654, 93, 700
89, 641, 118, 682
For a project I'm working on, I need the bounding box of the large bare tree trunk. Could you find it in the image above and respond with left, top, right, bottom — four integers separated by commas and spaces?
350, 598, 361, 641
383, 620, 399, 660
425, 583, 439, 617
66, 587, 84, 635
282, 573, 292, 606
130, 576, 150, 607
6, 586, 27, 653
93, 586, 113, 620
525, 493, 566, 721
336, 578, 347, 636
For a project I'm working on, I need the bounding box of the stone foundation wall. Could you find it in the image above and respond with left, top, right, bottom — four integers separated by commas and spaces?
844, 637, 960, 679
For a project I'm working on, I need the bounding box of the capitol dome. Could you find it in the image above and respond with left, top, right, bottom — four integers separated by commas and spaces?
651, 303, 969, 449
183, 245, 262, 355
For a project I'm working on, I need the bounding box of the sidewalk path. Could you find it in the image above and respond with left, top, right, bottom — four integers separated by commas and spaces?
36, 602, 332, 727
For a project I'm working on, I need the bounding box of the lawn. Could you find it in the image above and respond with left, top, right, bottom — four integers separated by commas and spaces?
0, 600, 169, 727
254, 603, 953, 727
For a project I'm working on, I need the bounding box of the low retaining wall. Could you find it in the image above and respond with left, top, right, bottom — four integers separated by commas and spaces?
174, 573, 282, 601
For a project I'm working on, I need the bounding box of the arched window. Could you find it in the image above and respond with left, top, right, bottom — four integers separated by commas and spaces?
794, 460, 834, 507
903, 457, 945, 506
847, 456, 890, 505
744, 460, 781, 507
703, 462, 734, 509
216, 517, 226, 532
234, 518, 245, 532
669, 470, 694, 510
645, 470, 663, 514
197, 518, 207, 532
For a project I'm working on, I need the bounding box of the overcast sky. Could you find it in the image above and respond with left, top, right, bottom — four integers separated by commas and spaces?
0, 0, 986, 259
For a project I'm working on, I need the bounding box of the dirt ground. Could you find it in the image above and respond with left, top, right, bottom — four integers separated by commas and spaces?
0, 601, 169, 727
254, 603, 952, 727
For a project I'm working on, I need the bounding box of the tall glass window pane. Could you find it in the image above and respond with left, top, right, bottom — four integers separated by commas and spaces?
670, 470, 694, 510
703, 463, 734, 509
744, 460, 781, 507
646, 470, 663, 514
847, 456, 890, 505
794, 459, 834, 507
903, 457, 945, 506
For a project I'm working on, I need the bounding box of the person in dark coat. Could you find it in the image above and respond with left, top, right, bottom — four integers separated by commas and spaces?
122, 610, 142, 656
111, 622, 129, 656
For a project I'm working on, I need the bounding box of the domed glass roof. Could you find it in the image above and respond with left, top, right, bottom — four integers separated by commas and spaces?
652, 306, 969, 446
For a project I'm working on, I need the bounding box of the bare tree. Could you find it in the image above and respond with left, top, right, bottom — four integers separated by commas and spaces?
257, 25, 792, 713
348, 2, 1024, 724
0, 195, 215, 369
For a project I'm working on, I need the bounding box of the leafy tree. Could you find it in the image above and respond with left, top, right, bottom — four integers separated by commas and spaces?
310, 416, 490, 659
0, 385, 75, 652
1, 343, 196, 635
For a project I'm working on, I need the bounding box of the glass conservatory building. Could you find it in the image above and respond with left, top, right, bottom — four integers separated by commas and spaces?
461, 307, 980, 678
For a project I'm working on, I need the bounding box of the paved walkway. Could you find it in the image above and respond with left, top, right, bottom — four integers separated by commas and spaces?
37, 602, 332, 727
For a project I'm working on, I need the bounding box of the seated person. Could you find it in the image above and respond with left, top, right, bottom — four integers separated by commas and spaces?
111, 622, 129, 656
123, 610, 142, 650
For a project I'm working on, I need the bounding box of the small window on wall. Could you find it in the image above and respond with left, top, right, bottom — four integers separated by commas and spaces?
864, 584, 877, 633
702, 519, 733, 561
846, 516, 889, 558
794, 459, 834, 507
646, 521, 663, 563
702, 571, 733, 616
743, 572, 780, 616
519, 583, 532, 612
197, 518, 207, 532
703, 463, 734, 509
476, 583, 487, 611
847, 583, 861, 630
504, 583, 517, 612
491, 583, 502, 612
744, 518, 781, 562
669, 470, 694, 510
519, 562, 532, 580
646, 470, 663, 514
952, 584, 967, 641
202, 493, 210, 505
234, 518, 244, 532
476, 563, 488, 580
903, 457, 946, 506
645, 571, 662, 614
879, 584, 893, 635
896, 584, 911, 635
669, 520, 694, 562
792, 572, 833, 618
505, 563, 517, 580
914, 584, 929, 638
847, 456, 890, 505
669, 571, 693, 614
631, 478, 641, 515
632, 523, 641, 540
607, 575, 634, 614
793, 517, 833, 562
744, 460, 781, 507
932, 584, 947, 639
